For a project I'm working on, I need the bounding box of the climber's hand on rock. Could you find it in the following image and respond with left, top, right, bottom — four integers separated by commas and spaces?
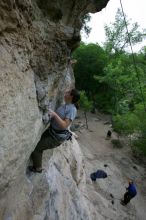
48, 109, 56, 118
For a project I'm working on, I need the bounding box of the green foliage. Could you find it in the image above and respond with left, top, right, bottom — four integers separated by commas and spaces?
81, 14, 91, 36
131, 104, 146, 155
94, 52, 138, 113
113, 113, 139, 135
73, 42, 107, 97
79, 91, 92, 112
104, 8, 144, 54
73, 8, 146, 155
133, 138, 146, 156
79, 91, 92, 129
93, 92, 114, 113
112, 103, 146, 155
111, 139, 123, 148
134, 103, 146, 136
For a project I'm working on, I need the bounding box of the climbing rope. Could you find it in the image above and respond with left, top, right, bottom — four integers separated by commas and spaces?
119, 0, 146, 111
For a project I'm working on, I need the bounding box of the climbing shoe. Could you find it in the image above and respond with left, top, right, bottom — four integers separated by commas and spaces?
28, 166, 43, 173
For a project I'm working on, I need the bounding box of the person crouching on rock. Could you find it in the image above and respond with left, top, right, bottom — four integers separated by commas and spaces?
29, 89, 80, 173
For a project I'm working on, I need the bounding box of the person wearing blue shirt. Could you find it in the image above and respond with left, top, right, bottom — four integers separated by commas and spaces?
121, 180, 137, 205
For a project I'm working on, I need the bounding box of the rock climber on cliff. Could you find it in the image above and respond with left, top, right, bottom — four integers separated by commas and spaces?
29, 88, 80, 173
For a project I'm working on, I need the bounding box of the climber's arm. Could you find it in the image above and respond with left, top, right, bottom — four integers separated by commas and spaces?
49, 109, 71, 129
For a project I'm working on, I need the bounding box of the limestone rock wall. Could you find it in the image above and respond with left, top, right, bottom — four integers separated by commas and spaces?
2, 139, 93, 220
0, 0, 109, 219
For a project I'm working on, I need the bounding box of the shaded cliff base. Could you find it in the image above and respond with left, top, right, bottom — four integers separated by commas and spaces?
75, 110, 146, 220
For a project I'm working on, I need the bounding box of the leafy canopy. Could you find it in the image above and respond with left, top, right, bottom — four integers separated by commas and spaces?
104, 8, 144, 53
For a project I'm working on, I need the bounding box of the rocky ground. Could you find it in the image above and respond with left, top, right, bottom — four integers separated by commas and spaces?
73, 110, 146, 220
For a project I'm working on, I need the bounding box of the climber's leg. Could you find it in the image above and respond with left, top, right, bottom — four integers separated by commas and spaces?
30, 132, 60, 171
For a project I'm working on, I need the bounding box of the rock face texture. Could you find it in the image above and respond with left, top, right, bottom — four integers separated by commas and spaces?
0, 0, 109, 219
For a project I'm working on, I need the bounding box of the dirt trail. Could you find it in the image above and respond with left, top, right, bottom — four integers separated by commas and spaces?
74, 111, 146, 220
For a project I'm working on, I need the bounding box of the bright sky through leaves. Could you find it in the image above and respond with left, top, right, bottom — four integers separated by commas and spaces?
82, 0, 146, 52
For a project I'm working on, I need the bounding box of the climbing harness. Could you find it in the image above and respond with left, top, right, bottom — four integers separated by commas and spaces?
49, 125, 72, 142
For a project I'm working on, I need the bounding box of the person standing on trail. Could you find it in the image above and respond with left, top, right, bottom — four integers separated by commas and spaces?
121, 180, 137, 205
29, 89, 80, 173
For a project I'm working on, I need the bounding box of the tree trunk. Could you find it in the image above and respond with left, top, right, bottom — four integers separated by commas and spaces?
84, 111, 88, 129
